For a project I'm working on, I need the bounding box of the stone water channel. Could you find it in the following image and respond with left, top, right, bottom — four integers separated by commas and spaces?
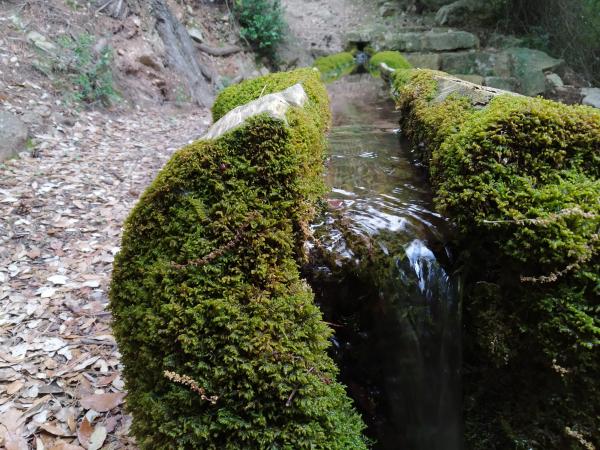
304, 74, 462, 449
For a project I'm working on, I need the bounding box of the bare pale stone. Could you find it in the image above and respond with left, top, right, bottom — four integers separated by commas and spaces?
202, 84, 308, 140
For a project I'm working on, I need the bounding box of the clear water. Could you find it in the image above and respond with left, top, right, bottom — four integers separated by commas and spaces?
307, 75, 462, 450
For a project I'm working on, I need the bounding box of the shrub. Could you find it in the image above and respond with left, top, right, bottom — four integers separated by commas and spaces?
392, 68, 600, 448
110, 71, 367, 449
491, 0, 600, 85
44, 33, 117, 106
233, 0, 285, 59
313, 52, 357, 83
367, 51, 412, 77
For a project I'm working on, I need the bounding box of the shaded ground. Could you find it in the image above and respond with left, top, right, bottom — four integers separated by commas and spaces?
0, 107, 209, 449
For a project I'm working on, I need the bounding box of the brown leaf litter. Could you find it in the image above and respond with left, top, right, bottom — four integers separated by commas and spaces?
0, 106, 210, 449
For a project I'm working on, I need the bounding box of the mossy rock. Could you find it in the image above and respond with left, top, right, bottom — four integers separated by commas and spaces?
392, 68, 600, 448
211, 68, 331, 131
110, 73, 367, 449
368, 51, 412, 77
313, 52, 358, 83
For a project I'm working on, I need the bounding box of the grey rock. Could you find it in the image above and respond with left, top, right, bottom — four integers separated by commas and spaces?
440, 51, 511, 78
387, 32, 425, 52
26, 31, 56, 53
581, 88, 600, 109
455, 74, 484, 85
0, 111, 28, 161
506, 47, 563, 96
433, 74, 518, 105
484, 76, 520, 92
379, 2, 399, 17
202, 83, 309, 140
404, 53, 441, 70
434, 0, 498, 26
424, 29, 479, 51
187, 27, 204, 43
545, 73, 564, 89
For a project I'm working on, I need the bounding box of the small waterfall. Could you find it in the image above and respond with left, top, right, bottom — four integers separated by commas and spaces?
305, 75, 462, 449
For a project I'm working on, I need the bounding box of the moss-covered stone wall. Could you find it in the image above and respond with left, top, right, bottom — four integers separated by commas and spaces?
110, 70, 367, 449
391, 69, 600, 449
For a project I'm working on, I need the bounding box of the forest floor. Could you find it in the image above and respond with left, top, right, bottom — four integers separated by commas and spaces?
0, 106, 210, 449
0, 0, 380, 448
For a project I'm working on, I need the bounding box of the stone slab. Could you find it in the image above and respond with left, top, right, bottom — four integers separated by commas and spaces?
484, 76, 520, 92
404, 53, 441, 70
202, 84, 308, 140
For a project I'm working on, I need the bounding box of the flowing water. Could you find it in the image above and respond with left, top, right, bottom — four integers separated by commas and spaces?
306, 75, 462, 449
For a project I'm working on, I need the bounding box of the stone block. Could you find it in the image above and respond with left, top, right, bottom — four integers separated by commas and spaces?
581, 87, 600, 109
506, 47, 564, 96
423, 30, 479, 51
387, 32, 425, 52
484, 76, 520, 92
404, 53, 441, 70
455, 74, 484, 85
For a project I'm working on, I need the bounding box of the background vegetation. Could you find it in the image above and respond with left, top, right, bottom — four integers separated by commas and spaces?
232, 0, 286, 60
478, 0, 600, 84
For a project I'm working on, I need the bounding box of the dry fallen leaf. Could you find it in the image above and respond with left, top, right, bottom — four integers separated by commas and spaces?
49, 443, 85, 450
79, 392, 126, 412
40, 421, 75, 437
87, 425, 107, 450
6, 380, 25, 395
4, 432, 28, 450
76, 417, 93, 447
1, 409, 27, 450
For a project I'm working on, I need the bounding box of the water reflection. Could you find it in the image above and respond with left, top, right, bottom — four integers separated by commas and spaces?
307, 75, 462, 450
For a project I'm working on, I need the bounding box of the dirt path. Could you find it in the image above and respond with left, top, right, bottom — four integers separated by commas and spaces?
281, 0, 379, 54
0, 107, 209, 449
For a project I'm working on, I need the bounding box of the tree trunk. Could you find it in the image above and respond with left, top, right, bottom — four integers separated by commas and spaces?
150, 0, 215, 107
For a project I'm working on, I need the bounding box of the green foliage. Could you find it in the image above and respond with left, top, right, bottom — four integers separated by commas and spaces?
393, 68, 600, 449
493, 0, 600, 85
110, 71, 367, 449
211, 68, 331, 131
35, 33, 117, 106
233, 0, 285, 59
313, 52, 357, 83
50, 34, 117, 106
367, 51, 411, 77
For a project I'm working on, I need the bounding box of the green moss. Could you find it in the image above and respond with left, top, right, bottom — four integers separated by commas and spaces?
313, 52, 358, 83
368, 51, 412, 77
211, 68, 331, 131
392, 69, 475, 163
110, 73, 367, 449
392, 68, 600, 449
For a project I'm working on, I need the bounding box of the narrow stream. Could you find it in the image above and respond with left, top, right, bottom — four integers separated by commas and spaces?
305, 75, 463, 450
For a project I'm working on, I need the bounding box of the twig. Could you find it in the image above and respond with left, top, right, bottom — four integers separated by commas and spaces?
164, 370, 218, 404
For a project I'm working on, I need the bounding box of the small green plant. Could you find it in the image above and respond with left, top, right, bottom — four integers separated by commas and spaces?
41, 33, 117, 106
174, 85, 191, 106
233, 0, 285, 60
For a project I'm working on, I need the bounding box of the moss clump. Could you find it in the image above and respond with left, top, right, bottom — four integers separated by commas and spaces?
313, 52, 358, 83
211, 68, 331, 131
368, 51, 412, 77
393, 69, 600, 448
392, 69, 475, 163
110, 72, 368, 449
